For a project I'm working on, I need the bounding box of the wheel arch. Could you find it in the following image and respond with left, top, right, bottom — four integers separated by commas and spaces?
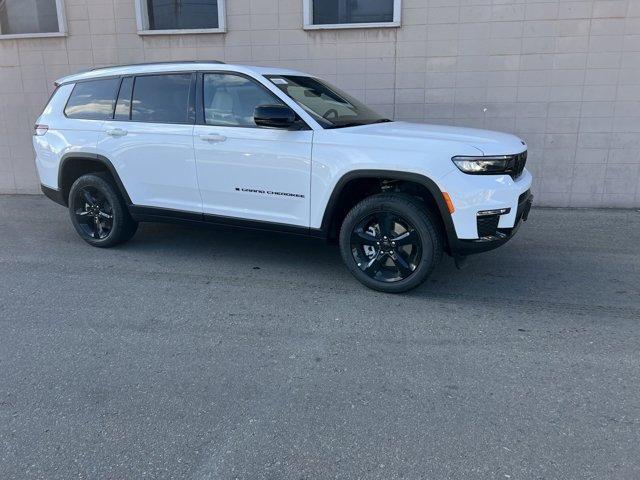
320, 170, 458, 253
58, 153, 132, 206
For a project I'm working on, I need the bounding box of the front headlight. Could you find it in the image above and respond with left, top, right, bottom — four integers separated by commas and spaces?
452, 155, 515, 175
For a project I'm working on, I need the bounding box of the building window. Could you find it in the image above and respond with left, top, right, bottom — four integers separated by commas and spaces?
0, 0, 67, 39
303, 0, 401, 30
135, 0, 226, 35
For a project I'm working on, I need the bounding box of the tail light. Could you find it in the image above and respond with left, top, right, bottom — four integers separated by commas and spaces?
34, 124, 48, 136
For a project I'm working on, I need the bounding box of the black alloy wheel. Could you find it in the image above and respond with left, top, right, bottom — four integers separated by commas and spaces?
68, 173, 138, 248
339, 193, 443, 293
73, 186, 114, 240
351, 211, 422, 283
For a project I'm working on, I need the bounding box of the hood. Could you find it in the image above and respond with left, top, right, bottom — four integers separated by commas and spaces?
345, 121, 526, 156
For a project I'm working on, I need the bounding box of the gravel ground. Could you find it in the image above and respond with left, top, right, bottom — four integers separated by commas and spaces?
1, 195, 639, 480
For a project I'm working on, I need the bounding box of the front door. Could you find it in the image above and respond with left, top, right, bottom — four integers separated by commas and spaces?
193, 72, 312, 227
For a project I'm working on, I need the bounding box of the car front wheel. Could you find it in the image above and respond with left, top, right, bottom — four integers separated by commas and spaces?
339, 193, 443, 293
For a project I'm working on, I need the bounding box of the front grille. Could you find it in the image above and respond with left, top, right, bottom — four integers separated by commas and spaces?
507, 151, 527, 179
477, 214, 500, 238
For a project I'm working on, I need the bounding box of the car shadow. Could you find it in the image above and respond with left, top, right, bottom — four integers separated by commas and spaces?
122, 221, 567, 306
78, 215, 637, 316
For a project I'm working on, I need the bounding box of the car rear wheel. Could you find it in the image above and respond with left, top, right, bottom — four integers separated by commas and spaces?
339, 193, 443, 293
68, 173, 138, 248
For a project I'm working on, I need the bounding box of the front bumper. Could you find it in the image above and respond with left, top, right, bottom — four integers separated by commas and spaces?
450, 190, 533, 255
436, 166, 533, 256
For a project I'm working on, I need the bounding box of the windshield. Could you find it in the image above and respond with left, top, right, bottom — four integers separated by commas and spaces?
266, 75, 391, 129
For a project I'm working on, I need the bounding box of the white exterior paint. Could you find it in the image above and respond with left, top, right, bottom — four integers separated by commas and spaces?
97, 120, 201, 212
308, 121, 530, 237
193, 124, 313, 226
34, 62, 532, 240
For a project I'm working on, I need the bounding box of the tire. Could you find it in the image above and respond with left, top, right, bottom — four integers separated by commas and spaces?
339, 193, 443, 293
68, 173, 138, 248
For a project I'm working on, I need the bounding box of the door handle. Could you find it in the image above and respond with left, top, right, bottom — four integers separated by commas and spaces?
106, 128, 128, 137
200, 133, 226, 143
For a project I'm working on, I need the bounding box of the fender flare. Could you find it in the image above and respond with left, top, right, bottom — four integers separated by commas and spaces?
58, 152, 132, 206
319, 169, 458, 250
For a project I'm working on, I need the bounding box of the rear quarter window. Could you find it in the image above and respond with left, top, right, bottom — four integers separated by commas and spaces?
64, 78, 121, 120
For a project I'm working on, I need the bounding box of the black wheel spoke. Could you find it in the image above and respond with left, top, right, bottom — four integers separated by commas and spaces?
93, 218, 102, 238
351, 228, 378, 246
391, 251, 413, 276
378, 212, 395, 237
75, 208, 90, 220
393, 230, 417, 247
362, 255, 382, 275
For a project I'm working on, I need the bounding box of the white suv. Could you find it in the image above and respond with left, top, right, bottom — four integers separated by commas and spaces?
34, 61, 532, 293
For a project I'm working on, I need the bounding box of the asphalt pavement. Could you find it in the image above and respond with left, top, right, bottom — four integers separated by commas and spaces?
1, 195, 639, 479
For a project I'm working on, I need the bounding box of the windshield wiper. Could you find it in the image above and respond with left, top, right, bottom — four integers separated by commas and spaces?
328, 119, 393, 129
327, 122, 365, 129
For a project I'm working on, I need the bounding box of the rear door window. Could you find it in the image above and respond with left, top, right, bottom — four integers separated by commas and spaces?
131, 74, 194, 124
64, 78, 121, 120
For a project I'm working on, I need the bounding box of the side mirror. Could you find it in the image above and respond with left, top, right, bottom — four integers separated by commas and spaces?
254, 105, 297, 129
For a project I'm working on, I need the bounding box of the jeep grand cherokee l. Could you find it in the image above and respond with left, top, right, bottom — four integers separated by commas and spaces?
34, 61, 533, 293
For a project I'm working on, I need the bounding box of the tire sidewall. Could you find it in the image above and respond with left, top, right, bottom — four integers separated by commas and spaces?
339, 195, 441, 293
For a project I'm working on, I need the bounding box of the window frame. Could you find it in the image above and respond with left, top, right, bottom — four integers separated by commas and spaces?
135, 0, 227, 35
0, 0, 67, 40
302, 0, 401, 31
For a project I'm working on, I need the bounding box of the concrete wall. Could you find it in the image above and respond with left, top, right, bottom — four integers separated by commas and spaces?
0, 0, 639, 207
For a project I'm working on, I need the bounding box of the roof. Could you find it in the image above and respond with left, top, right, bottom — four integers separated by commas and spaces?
55, 61, 310, 85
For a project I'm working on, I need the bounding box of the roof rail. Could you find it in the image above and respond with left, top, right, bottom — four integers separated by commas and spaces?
89, 60, 225, 71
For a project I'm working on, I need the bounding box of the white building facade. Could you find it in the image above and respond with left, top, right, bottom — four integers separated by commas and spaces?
0, 0, 638, 207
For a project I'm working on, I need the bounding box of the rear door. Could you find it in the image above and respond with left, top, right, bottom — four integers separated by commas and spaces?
192, 72, 312, 227
97, 73, 201, 213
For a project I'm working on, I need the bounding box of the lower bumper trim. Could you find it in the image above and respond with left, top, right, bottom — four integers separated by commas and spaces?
41, 184, 67, 207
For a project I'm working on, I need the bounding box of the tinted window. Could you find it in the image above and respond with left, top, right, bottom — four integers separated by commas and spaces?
204, 73, 285, 128
146, 0, 219, 30
312, 0, 394, 25
0, 0, 59, 35
131, 74, 193, 124
114, 77, 133, 121
64, 79, 120, 120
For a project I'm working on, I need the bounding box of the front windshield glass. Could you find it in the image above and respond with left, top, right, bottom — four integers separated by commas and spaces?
266, 75, 391, 129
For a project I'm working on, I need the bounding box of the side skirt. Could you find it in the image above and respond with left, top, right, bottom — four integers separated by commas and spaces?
128, 205, 326, 239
